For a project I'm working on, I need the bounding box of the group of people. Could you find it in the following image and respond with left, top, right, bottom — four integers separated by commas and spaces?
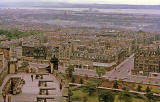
2, 92, 12, 102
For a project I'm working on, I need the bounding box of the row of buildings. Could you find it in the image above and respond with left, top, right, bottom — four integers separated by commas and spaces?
132, 41, 160, 77
0, 28, 157, 71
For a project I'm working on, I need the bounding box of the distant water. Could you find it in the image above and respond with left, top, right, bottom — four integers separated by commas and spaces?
0, 7, 160, 15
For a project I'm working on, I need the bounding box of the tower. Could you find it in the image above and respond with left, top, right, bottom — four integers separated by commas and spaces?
8, 58, 18, 74
50, 55, 59, 73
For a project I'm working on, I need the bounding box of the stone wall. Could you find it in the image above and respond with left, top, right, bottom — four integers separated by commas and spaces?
0, 66, 8, 87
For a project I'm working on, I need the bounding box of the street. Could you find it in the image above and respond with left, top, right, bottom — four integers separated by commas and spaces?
69, 54, 160, 86
104, 54, 134, 80
71, 54, 134, 80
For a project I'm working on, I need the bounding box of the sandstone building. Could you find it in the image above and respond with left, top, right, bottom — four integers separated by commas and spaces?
132, 42, 160, 76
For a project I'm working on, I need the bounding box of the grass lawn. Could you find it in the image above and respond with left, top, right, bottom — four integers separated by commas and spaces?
134, 84, 160, 94
71, 88, 98, 102
114, 95, 145, 102
71, 88, 146, 102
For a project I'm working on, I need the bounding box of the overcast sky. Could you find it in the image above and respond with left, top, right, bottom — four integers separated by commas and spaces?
0, 0, 160, 5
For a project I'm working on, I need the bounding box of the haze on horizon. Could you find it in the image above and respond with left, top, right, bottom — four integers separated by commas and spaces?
0, 0, 160, 5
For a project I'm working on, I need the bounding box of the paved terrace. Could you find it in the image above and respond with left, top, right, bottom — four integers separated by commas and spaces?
0, 73, 62, 102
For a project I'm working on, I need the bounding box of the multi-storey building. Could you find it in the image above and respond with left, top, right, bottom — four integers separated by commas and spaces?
22, 46, 48, 59
0, 48, 10, 86
132, 42, 160, 76
58, 42, 73, 60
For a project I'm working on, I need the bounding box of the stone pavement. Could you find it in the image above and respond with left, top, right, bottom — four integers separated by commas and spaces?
0, 73, 62, 102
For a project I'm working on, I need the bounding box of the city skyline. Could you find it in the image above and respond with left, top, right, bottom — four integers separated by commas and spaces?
1, 1, 160, 102
0, 0, 160, 5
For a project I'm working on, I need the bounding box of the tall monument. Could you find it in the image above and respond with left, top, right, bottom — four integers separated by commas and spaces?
50, 55, 59, 73
8, 58, 18, 74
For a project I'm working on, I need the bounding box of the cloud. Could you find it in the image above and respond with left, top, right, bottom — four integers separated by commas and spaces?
1, 0, 160, 5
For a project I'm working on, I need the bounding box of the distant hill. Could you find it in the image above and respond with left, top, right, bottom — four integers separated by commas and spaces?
0, 2, 160, 9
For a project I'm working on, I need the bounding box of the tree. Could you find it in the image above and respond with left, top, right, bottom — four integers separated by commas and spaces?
118, 91, 132, 102
80, 77, 83, 84
0, 29, 43, 40
138, 30, 144, 33
21, 61, 29, 67
68, 89, 73, 102
96, 67, 106, 78
99, 90, 115, 102
145, 86, 151, 93
137, 85, 142, 92
71, 76, 75, 83
122, 87, 127, 91
146, 92, 154, 102
66, 65, 74, 78
85, 74, 88, 80
83, 80, 99, 96
50, 55, 59, 70
83, 97, 88, 102
97, 80, 103, 102
113, 81, 118, 89
118, 92, 124, 102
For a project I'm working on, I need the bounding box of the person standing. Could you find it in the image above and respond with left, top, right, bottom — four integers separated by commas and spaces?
8, 93, 11, 102
2, 92, 6, 102
31, 74, 33, 81
60, 83, 62, 91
